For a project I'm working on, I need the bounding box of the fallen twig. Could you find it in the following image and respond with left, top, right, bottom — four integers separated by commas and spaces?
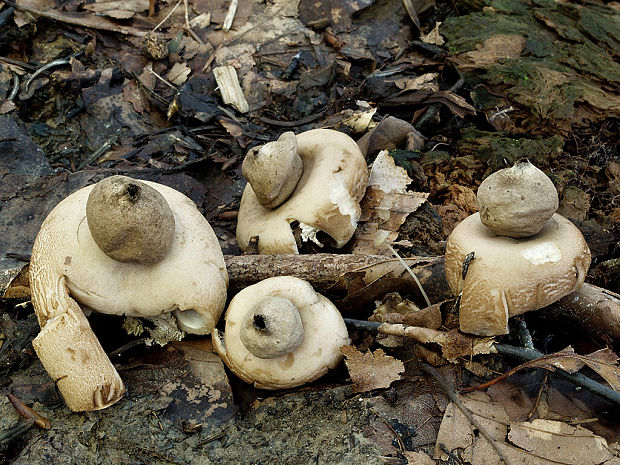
24, 53, 80, 93
483, 344, 620, 407
2, 0, 146, 36
77, 135, 118, 170
6, 392, 51, 430
0, 419, 34, 450
385, 242, 431, 307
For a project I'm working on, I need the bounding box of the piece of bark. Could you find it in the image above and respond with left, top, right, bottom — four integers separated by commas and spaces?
555, 284, 620, 341
213, 66, 249, 113
225, 254, 620, 338
225, 253, 450, 312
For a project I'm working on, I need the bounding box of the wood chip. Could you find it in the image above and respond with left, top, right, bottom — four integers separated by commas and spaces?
213, 65, 249, 113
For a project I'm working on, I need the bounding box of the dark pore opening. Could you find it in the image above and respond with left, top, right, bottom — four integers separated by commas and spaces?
126, 183, 140, 201
253, 314, 267, 330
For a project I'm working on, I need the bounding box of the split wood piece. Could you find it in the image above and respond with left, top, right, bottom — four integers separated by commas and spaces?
222, 0, 238, 31
213, 66, 249, 113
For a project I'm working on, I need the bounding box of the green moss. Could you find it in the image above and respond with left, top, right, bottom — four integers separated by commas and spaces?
457, 128, 564, 171
440, 0, 620, 133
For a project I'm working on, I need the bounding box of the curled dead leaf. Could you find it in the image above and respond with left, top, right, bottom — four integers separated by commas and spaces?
341, 346, 405, 393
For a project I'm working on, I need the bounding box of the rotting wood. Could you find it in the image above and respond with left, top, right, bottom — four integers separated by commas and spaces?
225, 253, 438, 290
225, 253, 448, 310
553, 284, 620, 341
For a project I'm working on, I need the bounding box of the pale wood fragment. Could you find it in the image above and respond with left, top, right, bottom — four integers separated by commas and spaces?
213, 65, 249, 113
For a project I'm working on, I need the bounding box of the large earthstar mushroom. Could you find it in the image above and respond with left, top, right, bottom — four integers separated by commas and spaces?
444, 161, 591, 336
30, 176, 228, 411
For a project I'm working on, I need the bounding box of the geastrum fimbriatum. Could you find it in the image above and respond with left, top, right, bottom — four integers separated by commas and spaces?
444, 161, 591, 336
212, 276, 350, 389
236, 129, 369, 254
30, 175, 228, 411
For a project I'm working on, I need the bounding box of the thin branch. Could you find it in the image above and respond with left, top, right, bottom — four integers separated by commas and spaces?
489, 344, 620, 406
386, 242, 431, 307
152, 0, 182, 32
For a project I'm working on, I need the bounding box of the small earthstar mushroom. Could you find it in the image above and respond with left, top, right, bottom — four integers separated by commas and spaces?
30, 175, 228, 411
236, 129, 369, 254
212, 276, 350, 389
445, 161, 591, 336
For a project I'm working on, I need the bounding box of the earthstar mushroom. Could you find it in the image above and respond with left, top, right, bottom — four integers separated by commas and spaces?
236, 129, 369, 254
445, 161, 591, 336
30, 176, 228, 411
212, 276, 350, 389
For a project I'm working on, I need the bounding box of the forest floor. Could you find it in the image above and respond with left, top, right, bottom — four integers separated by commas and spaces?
0, 0, 619, 463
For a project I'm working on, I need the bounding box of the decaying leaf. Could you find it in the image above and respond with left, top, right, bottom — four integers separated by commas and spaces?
420, 22, 444, 46
403, 450, 435, 465
378, 324, 495, 363
341, 346, 405, 393
319, 104, 377, 133
370, 292, 443, 329
434, 391, 509, 461
357, 116, 423, 158
434, 392, 619, 465
353, 150, 429, 255
83, 0, 150, 19
167, 62, 191, 86
393, 73, 439, 92
507, 419, 613, 465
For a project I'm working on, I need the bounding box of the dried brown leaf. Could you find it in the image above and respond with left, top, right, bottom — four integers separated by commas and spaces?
83, 0, 149, 14
435, 393, 619, 465
581, 348, 620, 391
167, 62, 191, 86
403, 450, 435, 465
341, 346, 405, 393
353, 151, 428, 255
379, 324, 495, 363
507, 419, 613, 465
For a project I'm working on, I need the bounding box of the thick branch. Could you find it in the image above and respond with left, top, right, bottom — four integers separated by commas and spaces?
555, 284, 620, 340
225, 253, 450, 312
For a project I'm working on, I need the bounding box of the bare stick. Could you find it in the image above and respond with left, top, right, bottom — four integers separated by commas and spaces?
152, 0, 182, 32
3, 0, 146, 37
386, 243, 431, 307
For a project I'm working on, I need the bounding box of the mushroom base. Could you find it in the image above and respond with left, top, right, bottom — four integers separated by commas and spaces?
445, 213, 591, 336
32, 303, 125, 412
